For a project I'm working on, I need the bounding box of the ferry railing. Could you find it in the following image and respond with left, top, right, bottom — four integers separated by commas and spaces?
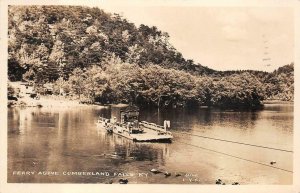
139, 121, 172, 136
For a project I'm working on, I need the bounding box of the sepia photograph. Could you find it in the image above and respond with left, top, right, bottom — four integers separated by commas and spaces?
1, 0, 299, 192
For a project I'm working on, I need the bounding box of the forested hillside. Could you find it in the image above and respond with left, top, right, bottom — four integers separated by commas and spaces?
8, 5, 214, 82
8, 6, 294, 108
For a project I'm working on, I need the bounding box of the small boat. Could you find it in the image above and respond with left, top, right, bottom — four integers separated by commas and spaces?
96, 104, 173, 143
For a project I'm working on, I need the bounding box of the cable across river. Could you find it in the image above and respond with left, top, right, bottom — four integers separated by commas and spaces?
174, 131, 293, 153
176, 140, 293, 173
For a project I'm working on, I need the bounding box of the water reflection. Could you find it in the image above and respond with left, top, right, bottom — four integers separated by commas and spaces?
96, 126, 169, 164
8, 104, 293, 184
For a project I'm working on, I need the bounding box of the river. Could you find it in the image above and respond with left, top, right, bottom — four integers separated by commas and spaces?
7, 103, 293, 184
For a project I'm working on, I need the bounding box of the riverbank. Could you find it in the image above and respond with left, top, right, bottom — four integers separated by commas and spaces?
8, 95, 293, 109
7, 95, 97, 108
263, 100, 294, 104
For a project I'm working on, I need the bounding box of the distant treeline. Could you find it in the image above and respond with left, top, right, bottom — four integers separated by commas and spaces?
8, 6, 294, 108
213, 64, 294, 102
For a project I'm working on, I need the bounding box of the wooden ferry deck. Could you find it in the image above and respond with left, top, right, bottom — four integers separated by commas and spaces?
96, 104, 173, 143
114, 127, 172, 142
97, 118, 173, 142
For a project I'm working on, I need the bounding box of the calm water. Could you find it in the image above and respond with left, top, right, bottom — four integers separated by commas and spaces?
7, 104, 293, 184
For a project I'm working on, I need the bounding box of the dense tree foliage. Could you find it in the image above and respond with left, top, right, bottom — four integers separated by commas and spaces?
8, 5, 294, 108
210, 73, 264, 108
8, 5, 214, 83
263, 63, 294, 101
63, 64, 267, 108
212, 64, 294, 102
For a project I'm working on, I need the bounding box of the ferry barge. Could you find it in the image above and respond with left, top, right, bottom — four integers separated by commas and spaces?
97, 104, 173, 142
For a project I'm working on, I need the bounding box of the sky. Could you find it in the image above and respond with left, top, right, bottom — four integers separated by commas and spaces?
96, 4, 294, 72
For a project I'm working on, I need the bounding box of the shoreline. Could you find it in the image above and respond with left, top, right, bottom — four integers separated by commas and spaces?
7, 96, 98, 108
7, 96, 294, 109
262, 100, 294, 104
